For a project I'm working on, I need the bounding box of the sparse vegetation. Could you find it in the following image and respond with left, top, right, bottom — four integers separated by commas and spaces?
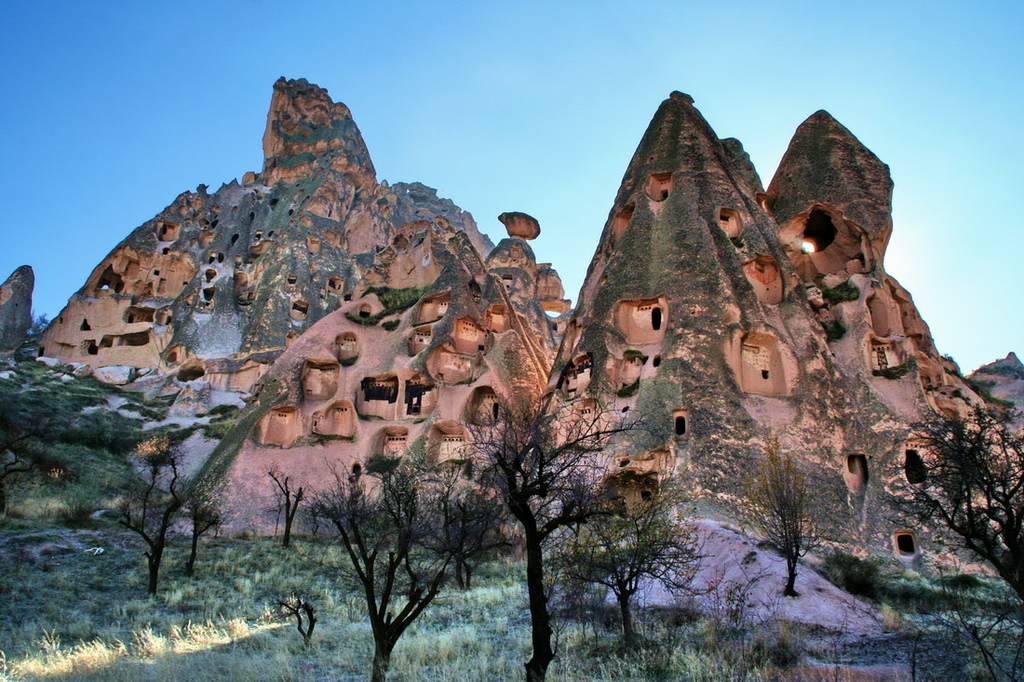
873, 357, 917, 379
821, 280, 860, 304
822, 318, 846, 341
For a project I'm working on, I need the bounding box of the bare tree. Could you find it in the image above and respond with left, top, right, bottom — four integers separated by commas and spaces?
557, 483, 702, 647
183, 481, 224, 577
469, 396, 638, 682
312, 462, 498, 682
0, 403, 44, 518
745, 437, 815, 597
279, 596, 318, 648
901, 406, 1024, 602
119, 435, 183, 595
268, 464, 305, 547
432, 464, 511, 589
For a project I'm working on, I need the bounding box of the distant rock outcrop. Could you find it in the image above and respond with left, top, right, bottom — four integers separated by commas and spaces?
969, 353, 1024, 418
0, 265, 34, 353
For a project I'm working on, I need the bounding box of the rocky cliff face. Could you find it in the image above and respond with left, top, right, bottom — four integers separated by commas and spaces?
32, 78, 1006, 557
548, 92, 982, 558
215, 216, 558, 530
0, 265, 34, 353
38, 79, 494, 395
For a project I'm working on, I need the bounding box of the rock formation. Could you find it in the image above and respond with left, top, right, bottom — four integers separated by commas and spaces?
547, 91, 981, 559
0, 265, 34, 354
32, 78, 1005, 561
39, 79, 494, 396
969, 353, 1024, 424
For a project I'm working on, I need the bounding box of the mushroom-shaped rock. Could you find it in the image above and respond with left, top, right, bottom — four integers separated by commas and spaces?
498, 212, 540, 240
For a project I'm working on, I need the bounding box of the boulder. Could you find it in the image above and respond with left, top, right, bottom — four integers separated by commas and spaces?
93, 365, 136, 385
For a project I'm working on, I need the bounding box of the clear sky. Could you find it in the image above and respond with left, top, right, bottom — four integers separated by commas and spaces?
1, 0, 1020, 373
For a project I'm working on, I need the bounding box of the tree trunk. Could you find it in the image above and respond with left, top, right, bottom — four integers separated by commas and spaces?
283, 502, 295, 547
524, 533, 554, 682
617, 591, 636, 648
147, 544, 164, 595
784, 557, 798, 597
371, 639, 395, 682
186, 530, 199, 576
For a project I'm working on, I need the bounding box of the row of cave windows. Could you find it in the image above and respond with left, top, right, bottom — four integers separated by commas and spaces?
845, 451, 928, 488
627, 172, 844, 259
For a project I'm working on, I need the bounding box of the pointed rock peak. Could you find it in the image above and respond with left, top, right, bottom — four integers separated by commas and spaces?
669, 91, 695, 104
973, 352, 1024, 380
261, 77, 374, 182
766, 109, 893, 235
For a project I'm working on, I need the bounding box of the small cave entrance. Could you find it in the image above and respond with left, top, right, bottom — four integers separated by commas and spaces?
717, 208, 742, 239
335, 332, 359, 362
645, 172, 673, 202
177, 359, 205, 382
258, 405, 302, 448
417, 292, 450, 323
157, 222, 180, 242
408, 326, 431, 355
844, 454, 869, 492
80, 319, 91, 331
616, 297, 668, 345
454, 317, 487, 354
307, 236, 321, 255
673, 409, 689, 438
743, 256, 783, 305
558, 353, 593, 397
894, 531, 918, 557
198, 230, 214, 248
486, 304, 509, 332
736, 332, 789, 396
380, 426, 409, 458
466, 386, 501, 425
404, 374, 435, 417
302, 360, 340, 401
801, 209, 837, 254
327, 277, 343, 295
428, 421, 467, 465
904, 449, 927, 484
291, 300, 309, 320
611, 204, 635, 243
313, 400, 355, 438
359, 375, 400, 419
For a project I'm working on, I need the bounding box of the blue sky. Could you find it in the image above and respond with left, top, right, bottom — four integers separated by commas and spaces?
1, 0, 1020, 372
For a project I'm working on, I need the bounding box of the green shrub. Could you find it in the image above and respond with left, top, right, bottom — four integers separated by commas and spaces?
616, 380, 639, 398
819, 551, 881, 599
873, 358, 916, 380
822, 319, 846, 341
822, 281, 860, 304
381, 319, 400, 331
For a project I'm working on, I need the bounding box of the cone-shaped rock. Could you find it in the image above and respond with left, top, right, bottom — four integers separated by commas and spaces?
551, 92, 982, 556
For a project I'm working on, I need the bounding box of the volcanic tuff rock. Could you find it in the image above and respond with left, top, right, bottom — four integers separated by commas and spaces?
549, 91, 981, 558
31, 77, 1006, 561
39, 78, 497, 395
0, 265, 34, 353
969, 353, 1024, 423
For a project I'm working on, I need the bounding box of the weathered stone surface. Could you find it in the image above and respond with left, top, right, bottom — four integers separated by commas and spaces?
170, 380, 212, 417
39, 80, 493, 396
969, 352, 1024, 418
35, 356, 62, 368
93, 365, 135, 385
498, 211, 540, 240
0, 265, 33, 353
549, 91, 983, 559
218, 215, 557, 532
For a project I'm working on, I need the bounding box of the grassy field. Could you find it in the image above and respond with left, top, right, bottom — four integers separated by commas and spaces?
0, 525, 810, 681
0, 361, 1017, 680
